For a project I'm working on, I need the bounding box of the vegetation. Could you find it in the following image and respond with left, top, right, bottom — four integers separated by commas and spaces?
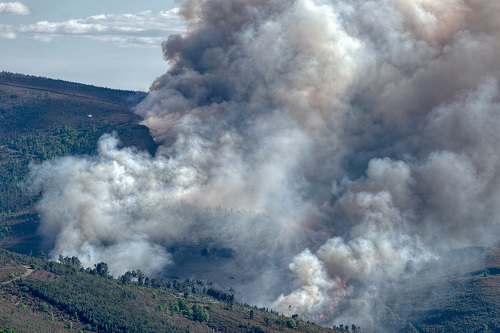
0, 249, 340, 333
0, 124, 111, 214
0, 328, 16, 333
0, 72, 498, 333
0, 72, 156, 248
0, 71, 146, 105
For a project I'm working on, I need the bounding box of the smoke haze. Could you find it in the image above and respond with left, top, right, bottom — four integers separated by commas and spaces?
29, 0, 500, 330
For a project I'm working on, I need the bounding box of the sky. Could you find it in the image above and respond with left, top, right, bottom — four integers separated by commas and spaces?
0, 1, 186, 91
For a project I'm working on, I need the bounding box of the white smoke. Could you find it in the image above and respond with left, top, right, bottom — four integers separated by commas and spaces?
29, 0, 500, 331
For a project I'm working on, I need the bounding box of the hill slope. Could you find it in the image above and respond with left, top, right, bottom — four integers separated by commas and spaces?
0, 72, 157, 253
392, 246, 500, 333
0, 72, 499, 333
0, 249, 341, 333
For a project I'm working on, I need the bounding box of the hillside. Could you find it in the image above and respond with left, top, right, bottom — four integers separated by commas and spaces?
0, 72, 157, 253
0, 246, 496, 333
0, 72, 499, 333
0, 249, 342, 333
391, 246, 500, 333
0, 74, 350, 333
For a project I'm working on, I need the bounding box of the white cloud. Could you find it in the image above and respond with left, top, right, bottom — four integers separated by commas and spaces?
0, 1, 30, 15
31, 34, 52, 42
18, 8, 186, 47
0, 24, 16, 38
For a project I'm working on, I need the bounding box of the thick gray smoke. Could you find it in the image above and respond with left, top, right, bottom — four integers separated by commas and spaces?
29, 0, 500, 330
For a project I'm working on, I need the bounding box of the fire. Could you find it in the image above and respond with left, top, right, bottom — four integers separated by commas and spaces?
341, 274, 350, 289
317, 274, 350, 320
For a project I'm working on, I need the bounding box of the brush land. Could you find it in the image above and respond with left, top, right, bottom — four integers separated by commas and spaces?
0, 72, 499, 333
0, 249, 342, 333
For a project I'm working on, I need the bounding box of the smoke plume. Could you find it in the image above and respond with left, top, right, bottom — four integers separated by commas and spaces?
29, 0, 500, 330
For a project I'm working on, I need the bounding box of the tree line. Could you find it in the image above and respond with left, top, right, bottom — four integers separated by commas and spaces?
16, 255, 232, 333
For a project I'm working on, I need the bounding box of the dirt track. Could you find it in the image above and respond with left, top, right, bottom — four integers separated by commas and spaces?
1, 265, 34, 285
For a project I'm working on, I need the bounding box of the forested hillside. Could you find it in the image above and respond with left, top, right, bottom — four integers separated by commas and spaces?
0, 249, 342, 333
0, 72, 146, 106
0, 72, 157, 252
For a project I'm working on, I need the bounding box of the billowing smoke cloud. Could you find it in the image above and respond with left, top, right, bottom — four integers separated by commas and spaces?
29, 0, 500, 330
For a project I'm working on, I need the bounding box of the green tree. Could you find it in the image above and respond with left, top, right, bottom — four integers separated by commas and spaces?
37, 251, 46, 260
191, 305, 209, 322
38, 302, 49, 312
285, 320, 296, 329
178, 298, 193, 318
228, 286, 235, 309
0, 328, 17, 333
119, 271, 133, 285
93, 262, 109, 277
136, 270, 144, 286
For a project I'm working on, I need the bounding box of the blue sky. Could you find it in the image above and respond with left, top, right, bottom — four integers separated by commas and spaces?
0, 1, 185, 90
